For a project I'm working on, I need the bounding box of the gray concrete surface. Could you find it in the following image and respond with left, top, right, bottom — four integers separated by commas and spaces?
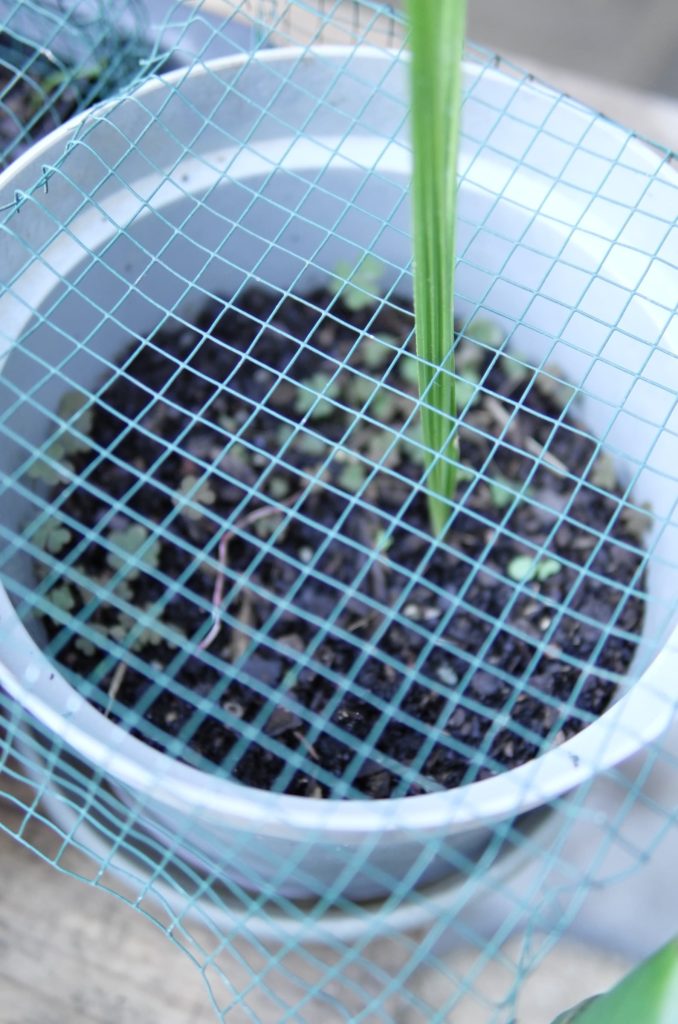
198, 1, 678, 99
467, 0, 678, 99
0, 801, 635, 1023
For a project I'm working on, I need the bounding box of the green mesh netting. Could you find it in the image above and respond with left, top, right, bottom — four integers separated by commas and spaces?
1, 2, 677, 1021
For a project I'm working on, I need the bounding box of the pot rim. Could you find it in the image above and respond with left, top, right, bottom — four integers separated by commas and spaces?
20, 728, 560, 943
1, 46, 676, 839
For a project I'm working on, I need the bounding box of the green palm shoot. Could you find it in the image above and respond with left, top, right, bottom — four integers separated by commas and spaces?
552, 936, 678, 1024
405, 0, 467, 535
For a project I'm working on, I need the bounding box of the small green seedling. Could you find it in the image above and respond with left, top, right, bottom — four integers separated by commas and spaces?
112, 608, 167, 652
175, 474, 217, 519
74, 632, 103, 658
455, 368, 480, 412
105, 524, 161, 581
374, 529, 393, 554
46, 584, 76, 617
398, 355, 421, 389
33, 516, 72, 555
362, 333, 396, 371
332, 255, 386, 312
350, 375, 378, 407
338, 460, 367, 493
58, 390, 95, 438
294, 373, 341, 420
504, 358, 531, 387
267, 475, 292, 500
465, 318, 505, 351
488, 474, 517, 511
456, 319, 505, 375
456, 465, 475, 485
295, 431, 329, 461
507, 555, 562, 584
27, 390, 94, 484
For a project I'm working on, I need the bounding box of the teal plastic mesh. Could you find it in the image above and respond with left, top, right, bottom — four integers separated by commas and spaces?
1, 2, 677, 1021
0, 0, 151, 172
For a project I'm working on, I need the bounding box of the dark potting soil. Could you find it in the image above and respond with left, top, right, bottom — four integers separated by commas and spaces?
35, 287, 647, 799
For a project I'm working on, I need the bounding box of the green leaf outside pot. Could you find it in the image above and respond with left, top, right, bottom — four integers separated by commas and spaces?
551, 938, 678, 1024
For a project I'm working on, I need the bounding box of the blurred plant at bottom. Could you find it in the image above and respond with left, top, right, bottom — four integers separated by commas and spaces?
552, 936, 678, 1023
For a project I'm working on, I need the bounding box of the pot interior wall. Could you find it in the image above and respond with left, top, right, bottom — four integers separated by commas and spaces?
1, 154, 676, 678
0, 50, 676, 904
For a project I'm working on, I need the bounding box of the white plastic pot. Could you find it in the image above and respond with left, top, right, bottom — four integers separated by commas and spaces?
0, 48, 676, 906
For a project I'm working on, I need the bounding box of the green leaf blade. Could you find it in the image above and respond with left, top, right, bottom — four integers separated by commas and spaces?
551, 938, 678, 1024
406, 0, 467, 535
